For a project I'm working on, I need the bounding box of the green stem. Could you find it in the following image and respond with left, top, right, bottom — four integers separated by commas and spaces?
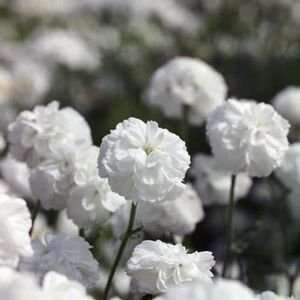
29, 200, 40, 237
222, 175, 237, 278
103, 202, 137, 300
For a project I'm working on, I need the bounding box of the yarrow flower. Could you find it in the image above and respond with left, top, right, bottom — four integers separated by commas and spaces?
155, 279, 256, 300
19, 234, 100, 288
8, 101, 92, 168
207, 99, 290, 177
0, 193, 32, 268
190, 154, 252, 205
126, 240, 215, 295
98, 117, 190, 203
138, 184, 204, 236
145, 57, 227, 125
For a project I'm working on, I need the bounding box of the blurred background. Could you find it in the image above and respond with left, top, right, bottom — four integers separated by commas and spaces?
1, 0, 300, 296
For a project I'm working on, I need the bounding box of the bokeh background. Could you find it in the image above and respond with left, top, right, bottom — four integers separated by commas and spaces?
1, 0, 300, 295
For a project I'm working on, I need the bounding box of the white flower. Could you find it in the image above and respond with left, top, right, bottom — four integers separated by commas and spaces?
190, 154, 252, 205
98, 117, 190, 203
0, 267, 42, 300
67, 178, 126, 229
272, 87, 300, 127
11, 59, 52, 108
8, 101, 92, 167
29, 30, 101, 71
0, 193, 32, 268
275, 143, 300, 190
126, 240, 215, 295
259, 291, 294, 300
19, 234, 100, 288
66, 144, 126, 227
145, 57, 227, 125
42, 271, 94, 300
29, 143, 79, 210
0, 155, 33, 199
0, 66, 13, 104
207, 99, 290, 177
138, 184, 204, 236
156, 279, 256, 300
56, 211, 79, 236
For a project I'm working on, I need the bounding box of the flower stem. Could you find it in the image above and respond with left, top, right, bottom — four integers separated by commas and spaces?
29, 200, 40, 237
103, 202, 137, 300
222, 174, 237, 278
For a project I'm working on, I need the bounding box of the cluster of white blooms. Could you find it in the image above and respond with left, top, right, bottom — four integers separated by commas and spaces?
98, 117, 190, 203
190, 154, 252, 205
8, 101, 92, 167
19, 234, 99, 288
0, 193, 32, 268
126, 240, 215, 294
145, 57, 227, 125
207, 99, 290, 177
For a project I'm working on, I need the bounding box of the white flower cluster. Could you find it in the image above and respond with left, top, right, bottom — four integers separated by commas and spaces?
126, 240, 215, 295
8, 101, 125, 229
207, 99, 290, 177
146, 57, 227, 125
19, 234, 100, 288
98, 117, 190, 203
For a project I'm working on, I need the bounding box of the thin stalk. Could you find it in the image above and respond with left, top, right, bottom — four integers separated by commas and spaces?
29, 200, 40, 237
222, 175, 237, 278
180, 105, 189, 143
103, 202, 137, 300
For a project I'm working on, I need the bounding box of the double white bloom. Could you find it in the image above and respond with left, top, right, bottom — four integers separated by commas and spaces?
98, 117, 190, 203
19, 234, 99, 288
207, 99, 290, 177
146, 57, 227, 125
126, 240, 215, 294
0, 193, 32, 268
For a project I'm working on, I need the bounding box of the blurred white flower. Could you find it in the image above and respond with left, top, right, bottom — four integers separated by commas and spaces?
29, 30, 101, 71
67, 178, 126, 229
11, 0, 82, 18
272, 87, 300, 127
8, 101, 92, 167
259, 291, 294, 300
42, 271, 94, 300
126, 240, 215, 295
29, 143, 79, 210
0, 193, 32, 268
0, 66, 13, 104
113, 269, 131, 297
0, 267, 42, 300
0, 155, 33, 199
156, 279, 256, 300
11, 59, 52, 108
190, 154, 252, 205
138, 184, 204, 236
276, 143, 300, 190
98, 117, 190, 203
146, 57, 227, 125
30, 213, 52, 240
19, 234, 99, 288
207, 99, 290, 177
